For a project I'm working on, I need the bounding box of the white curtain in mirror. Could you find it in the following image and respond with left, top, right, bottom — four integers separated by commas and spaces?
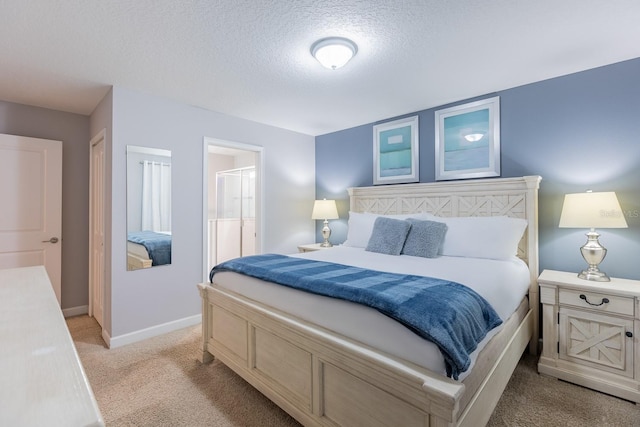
141, 160, 171, 232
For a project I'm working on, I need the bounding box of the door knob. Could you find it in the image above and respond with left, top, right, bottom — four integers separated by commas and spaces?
42, 237, 59, 244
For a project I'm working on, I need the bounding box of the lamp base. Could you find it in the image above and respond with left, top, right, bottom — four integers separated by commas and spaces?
321, 220, 333, 247
578, 268, 610, 282
577, 229, 610, 282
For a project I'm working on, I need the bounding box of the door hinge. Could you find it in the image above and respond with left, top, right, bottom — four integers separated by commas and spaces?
557, 341, 560, 353
557, 312, 560, 324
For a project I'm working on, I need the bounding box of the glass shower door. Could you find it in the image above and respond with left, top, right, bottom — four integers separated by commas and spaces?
215, 167, 255, 263
240, 168, 255, 257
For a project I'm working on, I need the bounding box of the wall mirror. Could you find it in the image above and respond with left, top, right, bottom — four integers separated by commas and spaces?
126, 145, 172, 270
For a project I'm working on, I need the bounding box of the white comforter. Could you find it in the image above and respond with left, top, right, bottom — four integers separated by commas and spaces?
213, 246, 530, 379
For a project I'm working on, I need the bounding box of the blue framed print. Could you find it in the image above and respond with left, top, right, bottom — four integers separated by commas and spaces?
435, 96, 500, 181
373, 115, 419, 185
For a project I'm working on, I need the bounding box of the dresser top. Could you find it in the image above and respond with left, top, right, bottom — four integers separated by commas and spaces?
0, 266, 104, 427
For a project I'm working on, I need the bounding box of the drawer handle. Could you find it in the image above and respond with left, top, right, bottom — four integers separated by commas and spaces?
579, 294, 609, 306
627, 331, 633, 338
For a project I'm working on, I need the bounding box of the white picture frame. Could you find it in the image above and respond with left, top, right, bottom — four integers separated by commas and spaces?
435, 96, 500, 181
373, 115, 419, 185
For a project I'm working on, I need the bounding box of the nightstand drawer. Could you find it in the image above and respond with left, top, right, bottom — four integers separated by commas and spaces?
559, 288, 634, 316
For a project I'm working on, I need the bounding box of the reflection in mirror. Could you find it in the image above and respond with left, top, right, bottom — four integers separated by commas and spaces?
126, 146, 172, 270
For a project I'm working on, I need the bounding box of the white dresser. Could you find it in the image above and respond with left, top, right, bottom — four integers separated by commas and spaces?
0, 266, 104, 426
538, 269, 640, 403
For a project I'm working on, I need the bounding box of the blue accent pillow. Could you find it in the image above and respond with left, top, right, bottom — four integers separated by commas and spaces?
401, 219, 448, 258
365, 217, 411, 255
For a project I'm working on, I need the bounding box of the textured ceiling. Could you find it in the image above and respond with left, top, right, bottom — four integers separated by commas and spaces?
1, 1, 639, 136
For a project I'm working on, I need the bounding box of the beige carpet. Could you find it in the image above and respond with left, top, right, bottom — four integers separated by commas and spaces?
67, 316, 640, 427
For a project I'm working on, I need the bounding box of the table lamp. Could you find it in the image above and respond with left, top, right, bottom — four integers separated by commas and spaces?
559, 191, 628, 281
311, 199, 339, 247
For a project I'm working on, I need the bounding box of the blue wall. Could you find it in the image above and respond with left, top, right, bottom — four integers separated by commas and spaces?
316, 58, 640, 280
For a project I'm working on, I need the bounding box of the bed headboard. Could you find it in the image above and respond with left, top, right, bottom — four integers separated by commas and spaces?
348, 176, 541, 269
348, 175, 542, 352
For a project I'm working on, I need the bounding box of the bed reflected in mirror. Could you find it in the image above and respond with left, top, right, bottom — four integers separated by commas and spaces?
126, 146, 172, 270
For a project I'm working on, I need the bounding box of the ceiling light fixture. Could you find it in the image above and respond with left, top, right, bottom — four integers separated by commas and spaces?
311, 37, 358, 70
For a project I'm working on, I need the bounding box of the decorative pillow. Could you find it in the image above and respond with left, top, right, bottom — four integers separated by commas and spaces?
344, 211, 433, 248
438, 216, 527, 260
401, 219, 448, 258
365, 217, 412, 255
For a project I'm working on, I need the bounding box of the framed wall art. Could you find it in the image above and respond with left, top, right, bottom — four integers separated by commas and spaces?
435, 96, 500, 181
373, 115, 419, 185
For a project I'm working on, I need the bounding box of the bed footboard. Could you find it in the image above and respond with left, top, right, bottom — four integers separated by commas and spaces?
127, 253, 152, 270
198, 282, 533, 427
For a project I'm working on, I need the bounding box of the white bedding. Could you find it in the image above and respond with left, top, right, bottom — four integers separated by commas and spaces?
213, 246, 530, 379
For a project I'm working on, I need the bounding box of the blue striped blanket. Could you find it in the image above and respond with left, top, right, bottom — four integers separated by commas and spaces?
127, 231, 171, 266
210, 254, 502, 379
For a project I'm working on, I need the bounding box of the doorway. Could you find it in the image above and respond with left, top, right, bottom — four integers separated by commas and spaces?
203, 138, 264, 279
89, 129, 106, 327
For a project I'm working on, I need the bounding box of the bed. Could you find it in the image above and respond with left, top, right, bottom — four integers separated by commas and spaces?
127, 231, 172, 269
198, 175, 541, 427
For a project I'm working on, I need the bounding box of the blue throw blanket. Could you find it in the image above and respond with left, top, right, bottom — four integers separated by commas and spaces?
127, 231, 171, 266
210, 254, 502, 379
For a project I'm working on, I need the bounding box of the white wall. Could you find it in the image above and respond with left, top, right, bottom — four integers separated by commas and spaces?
208, 153, 236, 218
104, 87, 316, 341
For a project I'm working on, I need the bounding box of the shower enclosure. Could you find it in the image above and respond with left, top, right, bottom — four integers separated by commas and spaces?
214, 166, 256, 264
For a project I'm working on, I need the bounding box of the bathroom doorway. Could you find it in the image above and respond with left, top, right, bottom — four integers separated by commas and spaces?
203, 138, 263, 278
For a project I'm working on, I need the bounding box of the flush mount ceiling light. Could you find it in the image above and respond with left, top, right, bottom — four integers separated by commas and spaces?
311, 37, 358, 70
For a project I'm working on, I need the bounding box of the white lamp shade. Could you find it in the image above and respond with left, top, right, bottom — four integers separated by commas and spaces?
311, 37, 357, 70
559, 191, 628, 229
311, 199, 339, 220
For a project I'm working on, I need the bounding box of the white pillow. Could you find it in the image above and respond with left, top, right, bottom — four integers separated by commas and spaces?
343, 211, 433, 248
437, 216, 527, 260
343, 212, 378, 248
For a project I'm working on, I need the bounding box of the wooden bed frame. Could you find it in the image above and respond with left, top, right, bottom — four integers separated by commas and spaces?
198, 175, 541, 427
127, 252, 152, 270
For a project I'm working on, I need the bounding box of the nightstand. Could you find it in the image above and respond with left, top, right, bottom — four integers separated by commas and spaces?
538, 269, 640, 403
297, 243, 333, 253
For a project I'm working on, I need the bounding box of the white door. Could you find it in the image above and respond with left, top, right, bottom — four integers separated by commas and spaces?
0, 134, 63, 303
89, 130, 105, 326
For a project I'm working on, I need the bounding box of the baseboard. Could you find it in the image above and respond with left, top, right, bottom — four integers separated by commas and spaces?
105, 314, 202, 349
62, 305, 88, 318
102, 328, 112, 348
